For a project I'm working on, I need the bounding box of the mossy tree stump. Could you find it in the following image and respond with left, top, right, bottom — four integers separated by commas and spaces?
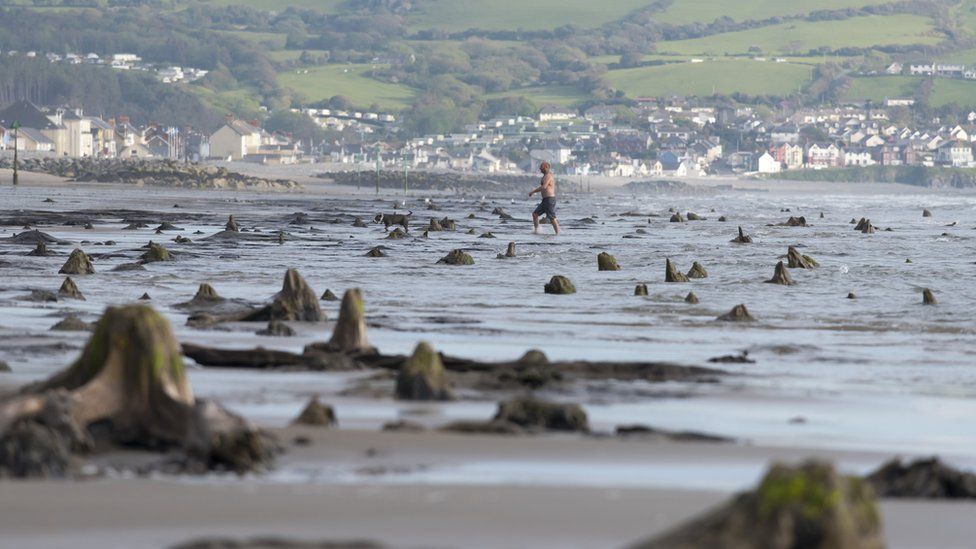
395, 342, 455, 401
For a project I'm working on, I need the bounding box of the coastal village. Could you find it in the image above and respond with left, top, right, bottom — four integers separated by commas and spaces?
3, 94, 976, 177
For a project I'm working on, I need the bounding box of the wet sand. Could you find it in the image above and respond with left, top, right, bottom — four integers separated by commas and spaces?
1, 430, 975, 549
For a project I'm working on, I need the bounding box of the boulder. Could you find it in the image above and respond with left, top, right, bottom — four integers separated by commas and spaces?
665, 258, 689, 282
597, 252, 621, 271
766, 261, 795, 285
365, 247, 386, 257
225, 215, 240, 232
684, 291, 700, 304
922, 288, 937, 305
395, 342, 454, 401
867, 457, 976, 499
787, 246, 819, 268
325, 289, 373, 353
58, 249, 94, 275
321, 289, 339, 301
718, 304, 755, 321
635, 284, 648, 296
0, 305, 277, 478
493, 397, 589, 433
290, 397, 336, 428
140, 241, 172, 263
544, 275, 576, 295
731, 226, 753, 243
438, 249, 474, 265
686, 261, 708, 279
633, 461, 884, 549
58, 277, 85, 301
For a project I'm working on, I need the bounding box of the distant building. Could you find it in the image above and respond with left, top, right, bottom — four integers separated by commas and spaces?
538, 105, 576, 122
755, 151, 780, 173
209, 118, 263, 160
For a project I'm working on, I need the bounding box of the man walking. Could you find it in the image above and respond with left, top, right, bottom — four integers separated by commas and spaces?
529, 161, 560, 235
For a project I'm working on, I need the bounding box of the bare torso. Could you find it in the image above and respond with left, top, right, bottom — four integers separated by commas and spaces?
541, 173, 556, 198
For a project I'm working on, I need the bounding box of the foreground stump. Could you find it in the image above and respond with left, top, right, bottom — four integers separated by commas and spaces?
0, 305, 276, 478
632, 461, 884, 549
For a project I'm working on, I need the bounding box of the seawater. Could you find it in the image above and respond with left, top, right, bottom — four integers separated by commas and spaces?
1, 180, 976, 464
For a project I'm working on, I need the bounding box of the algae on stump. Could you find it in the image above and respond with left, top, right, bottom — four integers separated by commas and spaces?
395, 341, 455, 401
59, 249, 94, 275
140, 241, 172, 263
327, 288, 373, 353
438, 249, 474, 265
0, 305, 277, 477
544, 275, 576, 294
597, 252, 621, 271
633, 460, 884, 549
787, 246, 819, 269
686, 261, 708, 279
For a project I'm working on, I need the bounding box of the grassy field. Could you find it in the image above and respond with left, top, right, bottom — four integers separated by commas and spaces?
930, 79, 976, 107
277, 64, 417, 109
267, 49, 331, 62
841, 76, 920, 103
486, 85, 589, 107
605, 59, 813, 97
659, 15, 941, 55
404, 0, 654, 32
659, 0, 892, 24
206, 0, 344, 12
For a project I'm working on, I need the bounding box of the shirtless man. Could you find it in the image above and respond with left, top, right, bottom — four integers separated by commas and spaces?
529, 161, 560, 235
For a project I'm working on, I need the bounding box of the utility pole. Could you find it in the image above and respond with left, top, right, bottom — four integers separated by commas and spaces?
374, 144, 381, 195
11, 121, 20, 185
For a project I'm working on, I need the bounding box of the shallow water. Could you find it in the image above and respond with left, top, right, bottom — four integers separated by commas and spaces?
2, 179, 976, 474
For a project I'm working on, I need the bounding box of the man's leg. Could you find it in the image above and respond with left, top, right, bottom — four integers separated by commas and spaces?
551, 217, 560, 235
532, 212, 540, 233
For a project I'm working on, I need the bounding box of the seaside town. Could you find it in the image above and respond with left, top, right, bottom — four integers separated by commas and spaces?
4, 93, 976, 178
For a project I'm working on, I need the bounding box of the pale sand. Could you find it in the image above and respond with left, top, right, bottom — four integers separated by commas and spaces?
0, 430, 972, 549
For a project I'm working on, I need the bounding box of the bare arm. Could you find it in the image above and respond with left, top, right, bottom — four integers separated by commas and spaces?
528, 185, 544, 196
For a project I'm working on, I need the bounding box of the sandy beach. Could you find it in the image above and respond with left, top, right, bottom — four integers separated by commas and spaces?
1, 168, 976, 548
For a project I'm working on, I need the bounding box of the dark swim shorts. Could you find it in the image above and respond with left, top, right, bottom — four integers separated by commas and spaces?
533, 197, 557, 218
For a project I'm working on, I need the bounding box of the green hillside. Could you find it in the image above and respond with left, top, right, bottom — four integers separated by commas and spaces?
277, 64, 418, 109
607, 59, 814, 97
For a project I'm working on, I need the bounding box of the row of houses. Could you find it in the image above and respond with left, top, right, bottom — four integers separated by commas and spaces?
1, 49, 208, 84
0, 101, 303, 164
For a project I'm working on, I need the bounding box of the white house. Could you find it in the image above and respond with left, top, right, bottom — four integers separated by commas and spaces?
755, 151, 780, 173
538, 105, 576, 122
